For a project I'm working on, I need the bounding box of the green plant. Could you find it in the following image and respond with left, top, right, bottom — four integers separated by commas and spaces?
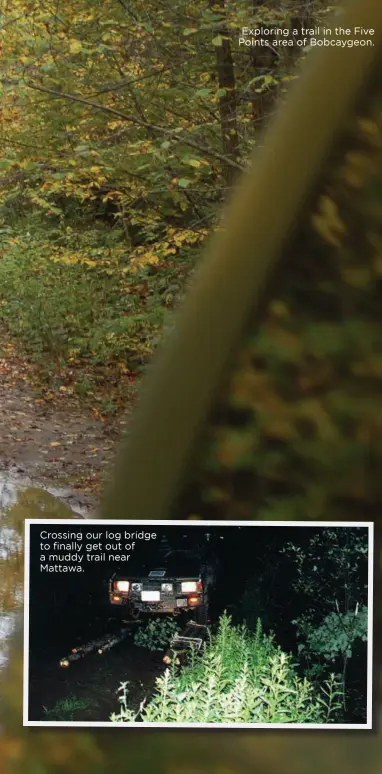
110, 682, 141, 723
282, 528, 368, 711
133, 617, 181, 651
0, 225, 171, 369
294, 604, 368, 707
112, 613, 343, 724
298, 605, 368, 662
42, 695, 94, 721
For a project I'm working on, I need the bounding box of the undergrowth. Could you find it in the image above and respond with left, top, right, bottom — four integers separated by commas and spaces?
0, 218, 197, 411
133, 618, 181, 651
42, 695, 94, 721
110, 613, 344, 724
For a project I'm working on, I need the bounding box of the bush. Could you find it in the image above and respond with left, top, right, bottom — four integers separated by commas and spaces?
0, 222, 174, 371
111, 613, 344, 724
133, 618, 181, 651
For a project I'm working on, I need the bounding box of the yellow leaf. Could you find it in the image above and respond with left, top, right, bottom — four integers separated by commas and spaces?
69, 40, 82, 54
49, 441, 61, 448
185, 159, 202, 168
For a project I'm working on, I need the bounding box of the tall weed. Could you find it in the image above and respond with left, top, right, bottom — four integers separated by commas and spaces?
111, 612, 344, 724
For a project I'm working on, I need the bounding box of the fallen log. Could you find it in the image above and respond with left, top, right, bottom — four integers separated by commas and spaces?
59, 627, 129, 667
97, 635, 123, 655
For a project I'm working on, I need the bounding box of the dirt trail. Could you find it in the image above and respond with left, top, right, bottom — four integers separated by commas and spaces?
0, 335, 126, 511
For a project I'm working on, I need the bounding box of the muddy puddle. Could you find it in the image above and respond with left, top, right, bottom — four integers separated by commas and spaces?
0, 470, 97, 678
0, 474, 168, 724
0, 466, 97, 518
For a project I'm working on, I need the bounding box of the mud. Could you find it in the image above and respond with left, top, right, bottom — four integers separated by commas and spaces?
0, 333, 122, 500
0, 474, 95, 680
0, 476, 167, 724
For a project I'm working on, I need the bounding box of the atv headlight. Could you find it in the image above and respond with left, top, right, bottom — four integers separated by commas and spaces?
114, 580, 130, 592
181, 581, 198, 593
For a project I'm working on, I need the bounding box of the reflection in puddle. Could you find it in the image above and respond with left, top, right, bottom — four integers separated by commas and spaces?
0, 479, 19, 511
0, 526, 22, 559
0, 471, 89, 673
0, 614, 17, 668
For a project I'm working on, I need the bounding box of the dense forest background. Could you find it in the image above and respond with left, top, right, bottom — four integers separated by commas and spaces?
0, 0, 331, 415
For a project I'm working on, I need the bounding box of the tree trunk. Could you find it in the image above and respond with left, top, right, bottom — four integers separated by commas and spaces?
212, 0, 240, 185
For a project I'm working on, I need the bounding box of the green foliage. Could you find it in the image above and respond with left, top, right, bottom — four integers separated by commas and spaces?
42, 695, 93, 721
112, 613, 344, 724
0, 220, 181, 373
281, 528, 368, 611
298, 605, 368, 662
229, 530, 368, 720
133, 617, 181, 651
0, 0, 309, 399
282, 528, 368, 714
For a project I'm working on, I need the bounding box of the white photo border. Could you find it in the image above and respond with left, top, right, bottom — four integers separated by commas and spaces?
23, 519, 374, 729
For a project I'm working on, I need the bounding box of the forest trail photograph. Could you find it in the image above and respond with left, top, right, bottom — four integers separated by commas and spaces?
0, 0, 381, 773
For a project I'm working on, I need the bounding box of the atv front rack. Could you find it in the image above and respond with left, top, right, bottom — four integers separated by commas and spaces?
163, 621, 209, 665
170, 635, 203, 650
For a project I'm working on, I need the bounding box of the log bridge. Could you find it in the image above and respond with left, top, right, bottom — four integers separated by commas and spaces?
59, 626, 131, 667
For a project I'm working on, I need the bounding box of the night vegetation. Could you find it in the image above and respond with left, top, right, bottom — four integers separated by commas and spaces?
108, 527, 368, 725
111, 614, 345, 724
42, 695, 94, 722
235, 528, 369, 722
133, 618, 181, 651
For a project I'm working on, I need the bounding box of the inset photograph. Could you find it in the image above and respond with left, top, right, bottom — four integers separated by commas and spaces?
24, 520, 373, 728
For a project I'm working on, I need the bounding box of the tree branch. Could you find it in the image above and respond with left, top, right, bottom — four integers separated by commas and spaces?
87, 68, 169, 98
17, 80, 244, 172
